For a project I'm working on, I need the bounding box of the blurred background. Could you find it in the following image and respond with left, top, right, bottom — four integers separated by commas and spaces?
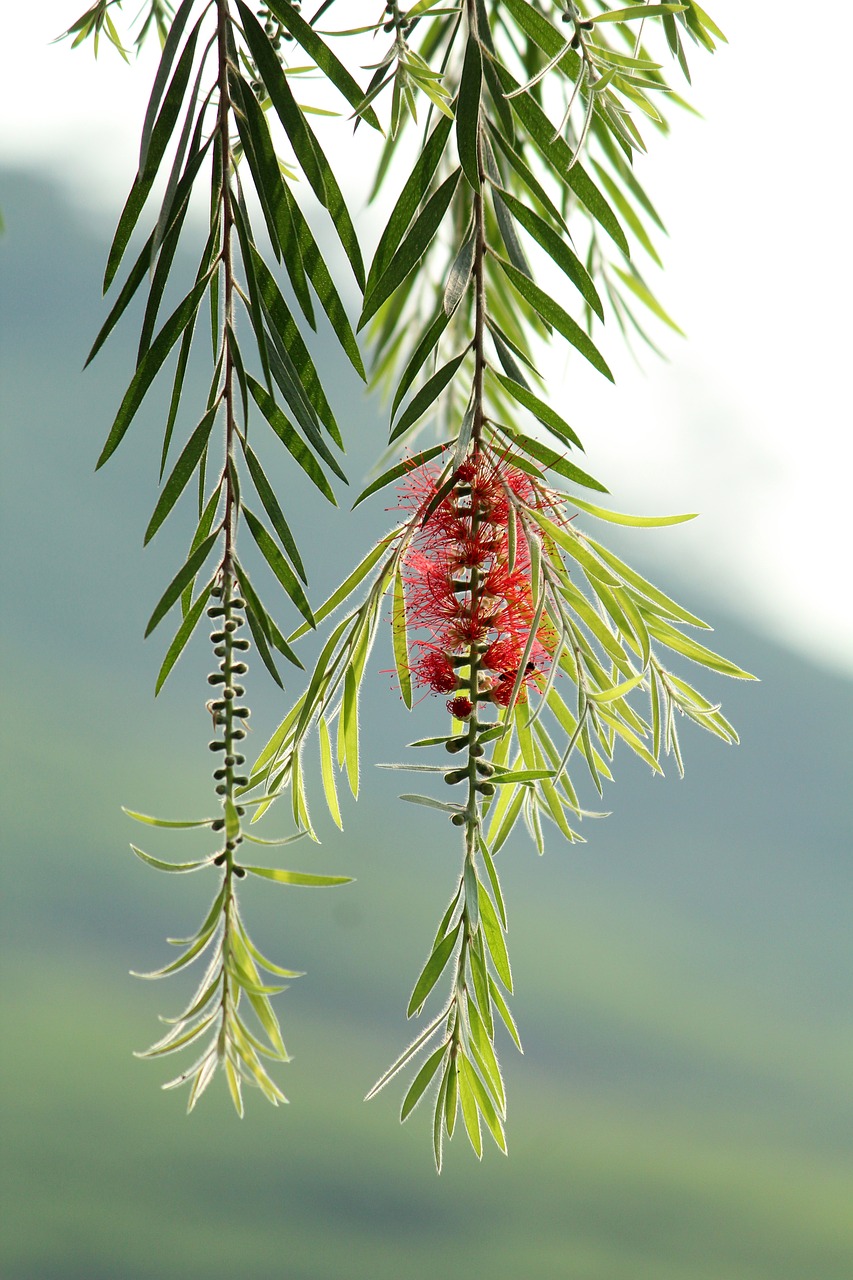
2, 4, 852, 1278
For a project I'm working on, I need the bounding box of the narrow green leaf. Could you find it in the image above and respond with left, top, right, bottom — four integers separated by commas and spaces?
570, 494, 696, 526
123, 809, 212, 829
288, 537, 396, 641
367, 114, 454, 294
491, 371, 582, 449
390, 351, 467, 443
242, 507, 315, 629
145, 407, 217, 544
497, 256, 614, 380
491, 186, 604, 319
342, 665, 360, 798
144, 532, 219, 638
360, 169, 462, 329
242, 866, 352, 887
104, 17, 201, 289
407, 921, 462, 1017
588, 671, 646, 703
399, 794, 462, 814
493, 60, 629, 256
129, 844, 211, 873
318, 716, 343, 830
138, 0, 197, 174
263, 0, 381, 130
352, 444, 447, 509
478, 885, 512, 991
458, 1056, 483, 1158
401, 1045, 447, 1122
248, 378, 337, 504
444, 231, 476, 317
391, 309, 451, 419
456, 34, 483, 191
495, 424, 606, 493
242, 444, 307, 581
392, 566, 413, 709
237, 2, 365, 288
594, 5, 686, 22
97, 272, 211, 468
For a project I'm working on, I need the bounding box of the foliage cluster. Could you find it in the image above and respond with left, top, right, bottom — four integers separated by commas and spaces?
66, 0, 748, 1166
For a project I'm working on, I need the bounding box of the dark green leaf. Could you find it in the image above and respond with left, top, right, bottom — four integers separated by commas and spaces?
496, 256, 614, 380
145, 406, 217, 544
237, 1, 365, 289
144, 531, 219, 638
390, 350, 467, 443
391, 307, 451, 419
492, 186, 603, 318
248, 376, 338, 503
242, 506, 316, 629
242, 443, 307, 581
492, 371, 583, 449
155, 580, 213, 695
248, 246, 342, 446
263, 0, 381, 130
494, 61, 629, 256
366, 113, 454, 294
138, 0, 197, 174
275, 181, 365, 377
97, 272, 212, 469
352, 444, 448, 509
456, 34, 483, 191
360, 169, 462, 329
104, 18, 201, 290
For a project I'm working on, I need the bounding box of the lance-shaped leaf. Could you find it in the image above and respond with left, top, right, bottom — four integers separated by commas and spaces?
401, 1044, 447, 1122
242, 443, 306, 581
242, 866, 352, 887
494, 422, 606, 491
456, 34, 483, 191
104, 14, 202, 290
496, 256, 614, 380
352, 443, 447, 508
97, 271, 212, 468
390, 351, 468, 443
490, 185, 603, 318
366, 113, 454, 295
237, 1, 365, 289
493, 60, 629, 256
144, 531, 219, 638
360, 169, 462, 329
144, 406, 217, 544
263, 0, 381, 130
407, 921, 462, 1017
242, 507, 315, 629
130, 845, 212, 873
392, 566, 413, 709
491, 371, 582, 450
248, 377, 338, 504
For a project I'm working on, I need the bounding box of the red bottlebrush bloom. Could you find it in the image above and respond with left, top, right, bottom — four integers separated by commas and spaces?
482, 637, 523, 673
413, 648, 458, 694
399, 450, 550, 715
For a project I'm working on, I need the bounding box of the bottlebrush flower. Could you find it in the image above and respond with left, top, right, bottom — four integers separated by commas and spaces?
399, 450, 551, 716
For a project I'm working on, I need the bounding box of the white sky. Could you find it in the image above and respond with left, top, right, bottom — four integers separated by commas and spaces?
2, 1, 851, 678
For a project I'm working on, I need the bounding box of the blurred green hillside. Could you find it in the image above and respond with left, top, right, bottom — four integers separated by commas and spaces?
1, 169, 851, 1280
